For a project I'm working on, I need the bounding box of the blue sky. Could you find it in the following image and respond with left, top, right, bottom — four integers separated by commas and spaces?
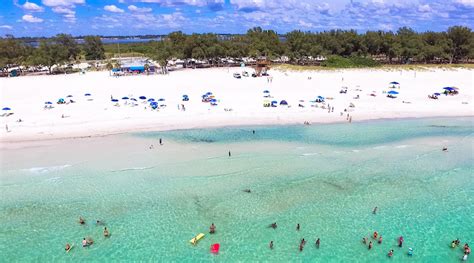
1, 0, 473, 37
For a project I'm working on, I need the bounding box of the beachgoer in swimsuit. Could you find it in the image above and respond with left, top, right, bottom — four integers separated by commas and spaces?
82, 238, 87, 247
271, 222, 277, 229
378, 236, 383, 244
159, 138, 163, 145
363, 237, 367, 244
369, 241, 373, 250
373, 231, 378, 239
104, 227, 109, 237
228, 151, 231, 157
399, 236, 404, 247
79, 217, 85, 225
210, 223, 216, 234
296, 224, 300, 231
316, 238, 320, 248
408, 248, 413, 256
373, 206, 378, 214
388, 249, 394, 257
269, 241, 273, 249
65, 243, 71, 251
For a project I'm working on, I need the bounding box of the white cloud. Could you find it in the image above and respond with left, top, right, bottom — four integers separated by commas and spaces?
104, 5, 125, 13
22, 1, 45, 12
128, 5, 152, 12
0, 25, 13, 29
42, 0, 85, 7
52, 6, 77, 22
22, 14, 44, 23
456, 0, 474, 7
118, 0, 125, 2
138, 0, 223, 7
418, 4, 431, 12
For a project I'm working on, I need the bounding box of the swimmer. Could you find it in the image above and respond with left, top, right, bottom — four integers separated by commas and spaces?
368, 241, 373, 250
296, 223, 300, 231
243, 189, 251, 193
455, 239, 461, 246
316, 238, 320, 248
442, 147, 448, 152
252, 130, 255, 134
210, 223, 216, 234
452, 240, 457, 248
82, 238, 87, 247
465, 244, 471, 254
463, 253, 468, 261
378, 236, 383, 244
269, 241, 273, 249
408, 248, 413, 256
373, 231, 378, 239
399, 236, 404, 247
79, 217, 85, 225
65, 243, 71, 252
103, 227, 109, 237
373, 206, 378, 214
388, 249, 394, 257
362, 237, 367, 245
270, 222, 277, 229
86, 237, 94, 245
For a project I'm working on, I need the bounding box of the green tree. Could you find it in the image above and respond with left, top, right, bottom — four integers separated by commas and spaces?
28, 40, 68, 73
0, 36, 31, 69
447, 26, 472, 63
55, 34, 80, 61
83, 36, 105, 60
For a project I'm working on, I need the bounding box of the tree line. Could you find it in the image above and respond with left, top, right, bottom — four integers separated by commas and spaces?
1, 26, 473, 73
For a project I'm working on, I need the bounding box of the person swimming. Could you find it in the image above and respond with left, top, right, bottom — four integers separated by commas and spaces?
86, 237, 94, 246
362, 237, 367, 245
296, 224, 300, 231
373, 231, 378, 239
368, 241, 373, 250
378, 236, 383, 244
388, 249, 394, 257
463, 253, 468, 261
299, 238, 306, 251
79, 217, 85, 225
270, 222, 277, 229
408, 248, 413, 256
399, 236, 404, 247
82, 238, 87, 247
103, 227, 109, 237
65, 243, 71, 252
269, 241, 273, 249
316, 238, 320, 248
228, 151, 231, 157
465, 244, 471, 254
243, 189, 251, 193
210, 223, 216, 234
373, 206, 378, 214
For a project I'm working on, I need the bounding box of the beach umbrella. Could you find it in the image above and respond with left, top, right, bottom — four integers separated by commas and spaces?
443, 87, 454, 91
263, 90, 270, 93
206, 92, 213, 95
158, 98, 165, 101
84, 93, 91, 96
111, 99, 119, 102
122, 97, 129, 100
210, 99, 217, 102
280, 100, 288, 105
388, 90, 399, 95
139, 96, 147, 100
389, 81, 399, 85
45, 101, 52, 105
131, 98, 137, 101
434, 93, 441, 96
148, 98, 155, 102
2, 107, 11, 111
182, 94, 189, 98
271, 100, 278, 104
317, 96, 325, 100
66, 95, 73, 98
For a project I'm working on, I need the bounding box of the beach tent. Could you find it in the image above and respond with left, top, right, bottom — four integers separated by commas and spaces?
280, 100, 288, 105
130, 98, 137, 101
111, 99, 119, 102
58, 98, 65, 104
206, 92, 213, 95
66, 95, 73, 98
271, 100, 278, 107
182, 95, 189, 101
139, 96, 147, 100
434, 93, 441, 96
122, 97, 129, 100
2, 107, 11, 111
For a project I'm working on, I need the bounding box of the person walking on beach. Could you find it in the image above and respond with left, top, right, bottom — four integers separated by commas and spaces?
5, 124, 8, 132
296, 223, 300, 231
316, 238, 320, 248
269, 241, 273, 249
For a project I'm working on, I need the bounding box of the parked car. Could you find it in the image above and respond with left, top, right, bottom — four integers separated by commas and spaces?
233, 73, 241, 79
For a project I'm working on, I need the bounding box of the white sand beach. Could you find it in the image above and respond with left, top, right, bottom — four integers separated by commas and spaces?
0, 67, 472, 143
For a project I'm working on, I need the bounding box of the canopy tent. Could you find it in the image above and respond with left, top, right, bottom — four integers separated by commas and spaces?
2, 107, 11, 111
66, 95, 73, 98
280, 100, 288, 105
158, 98, 165, 101
148, 98, 155, 102
389, 81, 400, 89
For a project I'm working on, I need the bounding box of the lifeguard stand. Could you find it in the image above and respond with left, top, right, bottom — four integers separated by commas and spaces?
253, 58, 270, 77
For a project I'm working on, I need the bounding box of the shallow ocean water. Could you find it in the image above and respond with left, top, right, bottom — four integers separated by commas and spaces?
1, 117, 473, 262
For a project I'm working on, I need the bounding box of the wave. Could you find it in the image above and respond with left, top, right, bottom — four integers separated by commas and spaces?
111, 166, 155, 172
22, 164, 71, 174
301, 152, 319, 156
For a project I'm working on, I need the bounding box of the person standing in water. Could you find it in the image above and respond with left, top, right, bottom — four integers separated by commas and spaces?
210, 223, 216, 234
252, 130, 255, 134
378, 235, 383, 244
398, 236, 404, 247
368, 241, 373, 250
373, 206, 378, 214
316, 238, 320, 248
103, 227, 109, 237
296, 223, 300, 231
269, 241, 273, 249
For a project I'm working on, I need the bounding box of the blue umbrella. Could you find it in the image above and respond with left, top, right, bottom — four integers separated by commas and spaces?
271, 100, 278, 104
158, 98, 165, 101
111, 99, 119, 102
148, 98, 155, 102
122, 97, 129, 100
280, 100, 288, 105
389, 81, 399, 85
210, 99, 217, 102
45, 101, 52, 105
84, 93, 91, 96
139, 96, 147, 100
388, 90, 399, 95
443, 87, 454, 91
434, 93, 441, 96
317, 96, 324, 99
206, 92, 212, 95
131, 98, 137, 101
263, 90, 270, 93
182, 94, 189, 97
2, 107, 11, 111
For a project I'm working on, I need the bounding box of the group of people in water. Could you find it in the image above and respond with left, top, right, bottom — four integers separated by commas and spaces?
65, 217, 110, 252
267, 222, 321, 252
452, 239, 471, 261
362, 231, 410, 258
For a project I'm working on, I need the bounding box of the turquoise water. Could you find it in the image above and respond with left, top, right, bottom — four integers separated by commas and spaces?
1, 117, 473, 262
